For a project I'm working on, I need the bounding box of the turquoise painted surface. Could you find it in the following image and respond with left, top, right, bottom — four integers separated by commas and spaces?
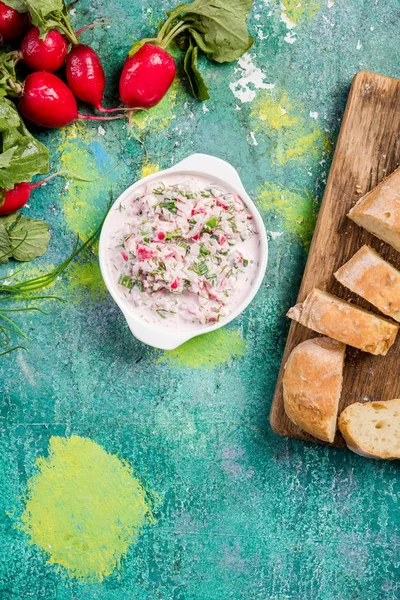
1, 1, 400, 598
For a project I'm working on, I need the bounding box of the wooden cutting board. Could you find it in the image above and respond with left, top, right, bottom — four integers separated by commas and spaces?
270, 71, 400, 446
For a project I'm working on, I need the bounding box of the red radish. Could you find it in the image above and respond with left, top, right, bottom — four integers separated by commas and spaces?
66, 44, 129, 113
0, 182, 32, 215
119, 43, 176, 108
20, 27, 68, 72
19, 72, 123, 128
65, 44, 105, 110
0, 1, 29, 43
0, 172, 61, 215
19, 71, 77, 127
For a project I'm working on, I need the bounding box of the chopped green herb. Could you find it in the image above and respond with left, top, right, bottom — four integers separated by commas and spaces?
199, 243, 210, 256
118, 275, 134, 289
204, 216, 220, 232
192, 261, 209, 276
165, 228, 182, 240
155, 308, 176, 318
160, 199, 177, 213
153, 183, 166, 195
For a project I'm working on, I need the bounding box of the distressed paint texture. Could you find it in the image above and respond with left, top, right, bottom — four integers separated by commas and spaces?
256, 182, 318, 247
0, 0, 400, 599
20, 436, 156, 582
157, 328, 247, 369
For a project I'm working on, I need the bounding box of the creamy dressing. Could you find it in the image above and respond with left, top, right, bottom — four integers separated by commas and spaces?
106, 175, 261, 331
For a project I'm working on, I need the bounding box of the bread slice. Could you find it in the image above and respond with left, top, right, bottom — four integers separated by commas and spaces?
348, 166, 400, 251
283, 337, 345, 442
287, 288, 398, 355
334, 245, 400, 322
338, 399, 400, 459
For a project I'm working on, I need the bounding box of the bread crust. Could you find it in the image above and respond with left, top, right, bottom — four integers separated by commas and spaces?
283, 337, 345, 442
348, 166, 400, 251
338, 399, 400, 459
334, 245, 400, 322
287, 288, 398, 355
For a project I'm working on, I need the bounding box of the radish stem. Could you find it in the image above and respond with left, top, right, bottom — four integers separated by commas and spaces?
75, 21, 112, 36
160, 21, 188, 48
77, 112, 124, 121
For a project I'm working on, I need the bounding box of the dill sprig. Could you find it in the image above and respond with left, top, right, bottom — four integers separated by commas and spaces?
0, 206, 109, 357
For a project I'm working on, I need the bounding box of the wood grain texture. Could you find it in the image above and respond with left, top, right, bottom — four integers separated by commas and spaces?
270, 71, 400, 446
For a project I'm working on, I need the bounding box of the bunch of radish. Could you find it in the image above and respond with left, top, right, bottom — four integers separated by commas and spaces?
0, 0, 194, 131
0, 0, 126, 130
0, 0, 126, 214
0, 0, 255, 215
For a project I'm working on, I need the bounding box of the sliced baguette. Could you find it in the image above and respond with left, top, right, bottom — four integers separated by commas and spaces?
334, 245, 400, 322
348, 166, 400, 251
287, 288, 398, 355
338, 399, 400, 459
283, 337, 345, 442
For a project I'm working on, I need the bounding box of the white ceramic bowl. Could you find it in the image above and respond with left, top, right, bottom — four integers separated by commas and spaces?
99, 153, 268, 349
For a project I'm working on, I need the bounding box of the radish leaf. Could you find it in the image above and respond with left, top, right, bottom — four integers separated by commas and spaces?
0, 223, 11, 264
2, 0, 28, 12
25, 0, 78, 43
0, 98, 49, 189
7, 216, 50, 261
165, 0, 254, 63
0, 51, 21, 98
183, 37, 209, 101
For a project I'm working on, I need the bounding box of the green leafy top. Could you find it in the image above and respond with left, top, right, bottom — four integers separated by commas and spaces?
27, 0, 78, 43
3, 0, 78, 43
164, 0, 254, 63
0, 98, 49, 190
0, 51, 22, 98
1, 0, 28, 13
129, 0, 254, 101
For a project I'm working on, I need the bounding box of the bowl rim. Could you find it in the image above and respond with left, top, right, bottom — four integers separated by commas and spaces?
99, 153, 268, 349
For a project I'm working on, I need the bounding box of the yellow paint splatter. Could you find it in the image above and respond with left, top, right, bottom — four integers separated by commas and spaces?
67, 259, 107, 301
21, 436, 157, 582
256, 182, 318, 247
140, 161, 160, 178
130, 83, 177, 134
58, 143, 106, 241
256, 92, 298, 130
158, 328, 247, 369
251, 88, 329, 166
281, 0, 321, 26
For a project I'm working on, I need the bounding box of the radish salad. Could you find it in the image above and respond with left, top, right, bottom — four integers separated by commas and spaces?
108, 177, 261, 328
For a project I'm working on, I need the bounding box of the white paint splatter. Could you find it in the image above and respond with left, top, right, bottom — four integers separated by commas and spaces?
310, 111, 319, 120
202, 104, 209, 113
284, 31, 297, 44
98, 125, 106, 136
69, 8, 76, 15
247, 132, 258, 146
269, 231, 284, 239
356, 40, 362, 50
229, 54, 274, 103
18, 353, 36, 386
327, 0, 335, 7
280, 6, 296, 30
